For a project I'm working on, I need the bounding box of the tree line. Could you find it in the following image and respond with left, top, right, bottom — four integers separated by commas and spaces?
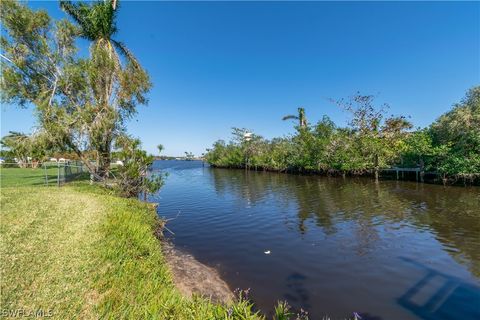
205, 87, 480, 185
0, 0, 163, 197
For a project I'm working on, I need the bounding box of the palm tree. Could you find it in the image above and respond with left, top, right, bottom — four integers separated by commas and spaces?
60, 0, 136, 60
1, 132, 30, 165
0, 131, 48, 167
59, 0, 144, 178
59, 0, 140, 100
282, 107, 307, 128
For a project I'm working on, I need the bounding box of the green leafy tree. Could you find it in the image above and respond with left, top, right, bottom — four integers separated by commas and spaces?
59, 0, 151, 178
264, 137, 294, 171
1, 132, 32, 166
431, 89, 480, 147
428, 86, 480, 182
114, 134, 165, 197
205, 88, 479, 184
0, 131, 50, 167
184, 151, 195, 161
403, 129, 436, 171
325, 128, 362, 175
335, 94, 412, 179
430, 87, 480, 154
157, 144, 164, 154
0, 0, 150, 180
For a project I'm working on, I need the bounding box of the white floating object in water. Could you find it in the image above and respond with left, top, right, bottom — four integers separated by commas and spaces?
264, 250, 271, 255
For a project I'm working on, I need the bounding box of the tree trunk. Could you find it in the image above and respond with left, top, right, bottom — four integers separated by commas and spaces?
419, 157, 425, 182
96, 148, 111, 180
93, 130, 113, 181
374, 154, 379, 182
65, 139, 103, 182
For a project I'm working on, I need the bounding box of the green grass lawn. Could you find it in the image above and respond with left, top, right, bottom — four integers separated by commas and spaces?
0, 166, 58, 187
0, 168, 263, 319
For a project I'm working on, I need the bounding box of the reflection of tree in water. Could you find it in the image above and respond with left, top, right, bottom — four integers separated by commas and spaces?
290, 178, 337, 235
283, 272, 311, 312
208, 168, 480, 277
400, 187, 480, 277
210, 168, 276, 207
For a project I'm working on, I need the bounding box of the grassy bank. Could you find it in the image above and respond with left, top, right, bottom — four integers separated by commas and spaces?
0, 168, 262, 319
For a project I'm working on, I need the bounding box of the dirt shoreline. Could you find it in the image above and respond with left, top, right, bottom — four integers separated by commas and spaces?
161, 241, 234, 304
151, 204, 234, 304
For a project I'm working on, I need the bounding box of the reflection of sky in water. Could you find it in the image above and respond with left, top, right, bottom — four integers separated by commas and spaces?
150, 161, 480, 320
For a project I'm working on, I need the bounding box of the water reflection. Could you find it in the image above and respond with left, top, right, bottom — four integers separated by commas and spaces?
284, 273, 311, 311
210, 168, 480, 277
153, 161, 480, 319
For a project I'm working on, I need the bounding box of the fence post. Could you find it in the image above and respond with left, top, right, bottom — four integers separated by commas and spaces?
44, 163, 49, 186
57, 161, 60, 187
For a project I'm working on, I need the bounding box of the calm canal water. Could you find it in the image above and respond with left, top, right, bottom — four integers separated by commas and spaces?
149, 160, 480, 320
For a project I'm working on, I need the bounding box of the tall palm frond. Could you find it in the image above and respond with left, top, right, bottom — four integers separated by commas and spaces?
60, 0, 117, 41
60, 0, 138, 67
60, 1, 97, 41
282, 107, 307, 128
1, 131, 29, 149
111, 39, 139, 67
282, 115, 299, 121
59, 1, 88, 32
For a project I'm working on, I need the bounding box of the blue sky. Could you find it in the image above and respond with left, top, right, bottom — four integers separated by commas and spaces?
1, 1, 479, 156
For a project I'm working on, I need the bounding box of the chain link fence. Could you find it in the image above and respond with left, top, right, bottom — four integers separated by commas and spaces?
0, 161, 90, 187
42, 160, 89, 186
